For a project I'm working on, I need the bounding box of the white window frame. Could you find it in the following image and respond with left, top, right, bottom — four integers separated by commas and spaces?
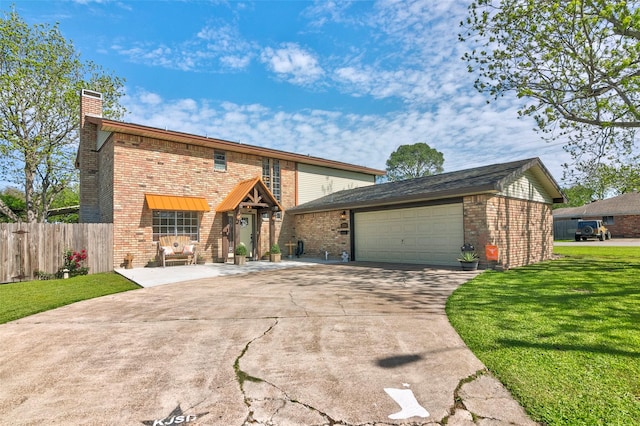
214, 150, 226, 171
152, 210, 200, 241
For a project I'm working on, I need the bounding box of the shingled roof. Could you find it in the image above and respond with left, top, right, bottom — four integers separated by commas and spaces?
290, 157, 565, 214
553, 191, 640, 218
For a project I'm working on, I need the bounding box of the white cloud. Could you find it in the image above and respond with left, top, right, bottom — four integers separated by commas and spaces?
260, 43, 324, 86
112, 43, 194, 71
139, 91, 162, 105
122, 88, 571, 180
112, 21, 255, 72
197, 23, 255, 59
112, 1, 573, 184
220, 55, 252, 69
294, 0, 480, 107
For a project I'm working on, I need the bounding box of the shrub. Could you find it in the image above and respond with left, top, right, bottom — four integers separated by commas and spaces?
270, 243, 281, 254
457, 251, 479, 262
58, 249, 89, 278
235, 244, 247, 256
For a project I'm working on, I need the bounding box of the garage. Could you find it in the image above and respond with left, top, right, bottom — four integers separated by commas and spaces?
354, 202, 463, 266
290, 158, 566, 269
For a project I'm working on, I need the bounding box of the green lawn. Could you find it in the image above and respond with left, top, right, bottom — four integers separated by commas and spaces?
447, 246, 640, 425
0, 273, 139, 324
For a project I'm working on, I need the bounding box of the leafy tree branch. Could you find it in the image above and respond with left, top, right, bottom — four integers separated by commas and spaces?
0, 6, 125, 222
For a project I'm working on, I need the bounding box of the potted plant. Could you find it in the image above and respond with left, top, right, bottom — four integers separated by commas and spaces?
458, 250, 479, 271
234, 243, 247, 265
196, 254, 206, 265
269, 243, 281, 263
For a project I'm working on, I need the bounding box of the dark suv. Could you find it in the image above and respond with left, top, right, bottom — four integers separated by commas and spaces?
575, 220, 611, 241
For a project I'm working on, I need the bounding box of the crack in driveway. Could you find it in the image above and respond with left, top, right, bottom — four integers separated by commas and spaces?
289, 290, 309, 317
234, 318, 365, 426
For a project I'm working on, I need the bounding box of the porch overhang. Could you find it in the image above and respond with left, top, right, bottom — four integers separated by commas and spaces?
145, 194, 210, 212
215, 177, 284, 213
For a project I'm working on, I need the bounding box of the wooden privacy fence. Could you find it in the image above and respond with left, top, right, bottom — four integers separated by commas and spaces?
554, 219, 578, 241
0, 223, 113, 284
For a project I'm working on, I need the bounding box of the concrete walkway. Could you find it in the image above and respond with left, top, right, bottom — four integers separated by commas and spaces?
1, 263, 538, 425
116, 258, 336, 287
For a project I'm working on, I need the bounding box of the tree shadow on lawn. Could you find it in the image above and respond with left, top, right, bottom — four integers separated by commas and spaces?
496, 338, 640, 359
450, 258, 640, 358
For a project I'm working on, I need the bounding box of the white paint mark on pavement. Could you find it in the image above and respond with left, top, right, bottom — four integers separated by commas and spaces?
384, 388, 430, 420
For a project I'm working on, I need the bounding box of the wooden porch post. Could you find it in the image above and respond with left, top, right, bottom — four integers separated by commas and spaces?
269, 209, 276, 251
221, 214, 229, 263
234, 208, 241, 258
256, 210, 263, 259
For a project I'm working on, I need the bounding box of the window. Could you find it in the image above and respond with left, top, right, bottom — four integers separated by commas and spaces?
272, 159, 281, 202
262, 158, 282, 219
214, 150, 226, 171
262, 158, 281, 200
603, 216, 614, 225
152, 211, 200, 241
262, 158, 271, 187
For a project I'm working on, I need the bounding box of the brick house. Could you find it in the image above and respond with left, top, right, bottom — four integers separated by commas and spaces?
76, 90, 384, 268
77, 90, 564, 270
553, 191, 640, 239
290, 158, 565, 269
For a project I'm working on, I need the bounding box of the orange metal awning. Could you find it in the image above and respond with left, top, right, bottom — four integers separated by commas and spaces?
145, 194, 210, 212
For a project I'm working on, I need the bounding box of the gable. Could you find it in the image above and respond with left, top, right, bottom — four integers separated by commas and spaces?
297, 163, 375, 205
499, 170, 554, 203
291, 158, 564, 214
216, 177, 284, 213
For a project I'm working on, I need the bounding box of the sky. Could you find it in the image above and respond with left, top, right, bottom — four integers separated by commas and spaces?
4, 0, 573, 185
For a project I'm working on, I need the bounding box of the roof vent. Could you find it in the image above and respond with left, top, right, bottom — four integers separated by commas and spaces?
81, 89, 103, 100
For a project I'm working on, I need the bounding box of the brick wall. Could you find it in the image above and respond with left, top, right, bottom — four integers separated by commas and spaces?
292, 210, 351, 260
464, 194, 554, 269
78, 120, 100, 223
292, 196, 554, 268
80, 90, 102, 126
106, 133, 296, 268
98, 136, 114, 223
78, 91, 103, 223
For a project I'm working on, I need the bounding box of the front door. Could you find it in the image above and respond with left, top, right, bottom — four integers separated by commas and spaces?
239, 213, 255, 259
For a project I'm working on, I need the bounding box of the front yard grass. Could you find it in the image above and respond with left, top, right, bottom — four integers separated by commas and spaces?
0, 273, 139, 324
447, 246, 640, 425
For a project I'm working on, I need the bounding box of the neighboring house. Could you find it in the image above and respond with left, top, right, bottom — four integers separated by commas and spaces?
290, 158, 565, 269
76, 90, 384, 268
553, 191, 640, 239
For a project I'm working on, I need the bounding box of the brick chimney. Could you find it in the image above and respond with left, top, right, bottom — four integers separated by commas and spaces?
78, 89, 103, 223
80, 89, 103, 127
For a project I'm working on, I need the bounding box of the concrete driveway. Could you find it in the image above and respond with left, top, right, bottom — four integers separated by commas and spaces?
0, 263, 536, 425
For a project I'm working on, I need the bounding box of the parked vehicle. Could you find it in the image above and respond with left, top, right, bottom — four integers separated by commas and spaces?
575, 220, 611, 241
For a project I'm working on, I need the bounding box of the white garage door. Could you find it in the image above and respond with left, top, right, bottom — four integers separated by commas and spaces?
354, 203, 464, 266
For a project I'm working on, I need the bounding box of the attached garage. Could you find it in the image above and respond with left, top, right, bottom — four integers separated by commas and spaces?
354, 202, 463, 266
289, 158, 566, 269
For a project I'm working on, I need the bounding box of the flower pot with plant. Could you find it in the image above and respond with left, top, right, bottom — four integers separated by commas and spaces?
457, 250, 479, 271
269, 243, 281, 262
234, 243, 247, 265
